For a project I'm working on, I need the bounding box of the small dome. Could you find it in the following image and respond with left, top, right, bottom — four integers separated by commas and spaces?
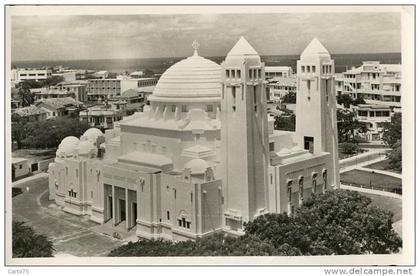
57, 136, 80, 157
76, 140, 95, 155
151, 53, 221, 100
184, 158, 210, 174
83, 128, 103, 141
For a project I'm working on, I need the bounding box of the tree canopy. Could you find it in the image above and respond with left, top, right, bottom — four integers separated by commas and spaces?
336, 109, 367, 143
274, 114, 296, 131
12, 221, 54, 258
281, 91, 296, 104
109, 190, 401, 256
12, 117, 91, 149
382, 112, 402, 172
336, 94, 366, 108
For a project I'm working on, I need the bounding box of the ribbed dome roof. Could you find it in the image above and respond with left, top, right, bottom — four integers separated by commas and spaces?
57, 136, 80, 157
152, 53, 222, 99
76, 140, 95, 155
83, 128, 103, 141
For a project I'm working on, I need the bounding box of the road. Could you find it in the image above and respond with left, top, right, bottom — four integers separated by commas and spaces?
12, 177, 125, 257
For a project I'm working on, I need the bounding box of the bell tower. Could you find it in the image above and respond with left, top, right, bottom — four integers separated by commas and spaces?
220, 37, 269, 231
296, 38, 340, 187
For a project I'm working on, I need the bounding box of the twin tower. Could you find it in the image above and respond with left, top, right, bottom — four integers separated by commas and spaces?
219, 37, 339, 226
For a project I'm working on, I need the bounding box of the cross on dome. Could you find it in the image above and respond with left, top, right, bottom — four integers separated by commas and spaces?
192, 40, 200, 56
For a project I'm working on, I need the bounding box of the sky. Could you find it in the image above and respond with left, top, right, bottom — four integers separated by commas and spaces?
11, 12, 401, 61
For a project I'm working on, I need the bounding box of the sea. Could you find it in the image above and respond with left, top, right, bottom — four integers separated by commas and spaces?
11, 53, 401, 75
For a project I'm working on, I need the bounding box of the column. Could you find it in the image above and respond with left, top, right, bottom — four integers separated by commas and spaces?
112, 185, 116, 226
125, 188, 129, 230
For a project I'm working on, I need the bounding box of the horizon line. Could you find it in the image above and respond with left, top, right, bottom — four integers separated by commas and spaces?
11, 52, 402, 64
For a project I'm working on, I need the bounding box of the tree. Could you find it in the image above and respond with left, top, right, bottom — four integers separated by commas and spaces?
274, 114, 296, 131
245, 190, 401, 255
340, 142, 359, 155
336, 109, 365, 143
18, 117, 91, 149
281, 91, 296, 104
40, 75, 65, 87
12, 221, 54, 257
11, 113, 28, 149
336, 94, 354, 108
337, 94, 366, 108
382, 113, 402, 148
109, 190, 401, 256
382, 113, 402, 172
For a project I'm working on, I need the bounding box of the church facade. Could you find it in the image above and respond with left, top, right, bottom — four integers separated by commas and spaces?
48, 37, 339, 240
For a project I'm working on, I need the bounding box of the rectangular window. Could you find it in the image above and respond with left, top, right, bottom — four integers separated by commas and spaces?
306, 66, 310, 73
307, 80, 311, 91
182, 218, 186, 228
186, 221, 191, 229
369, 111, 375, 117
312, 66, 316, 73
304, 136, 314, 153
19, 164, 23, 169
167, 211, 170, 220
178, 219, 182, 227
231, 70, 236, 78
91, 191, 93, 198
206, 105, 213, 112
258, 69, 261, 78
226, 70, 230, 78
171, 105, 176, 112
182, 105, 188, 112
174, 189, 177, 199
237, 70, 241, 79
269, 142, 275, 151
301, 66, 305, 73
249, 69, 253, 78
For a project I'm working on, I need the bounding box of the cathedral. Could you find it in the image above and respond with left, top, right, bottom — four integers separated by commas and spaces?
48, 37, 340, 240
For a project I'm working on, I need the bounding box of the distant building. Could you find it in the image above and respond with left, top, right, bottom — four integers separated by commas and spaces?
94, 70, 109, 79
267, 77, 297, 102
87, 77, 157, 101
11, 68, 52, 83
353, 104, 393, 142
335, 61, 401, 109
265, 66, 293, 79
52, 71, 77, 82
13, 105, 48, 121
35, 97, 82, 119
129, 71, 145, 78
79, 101, 126, 129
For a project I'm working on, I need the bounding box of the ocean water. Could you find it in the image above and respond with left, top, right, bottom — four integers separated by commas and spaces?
12, 53, 401, 74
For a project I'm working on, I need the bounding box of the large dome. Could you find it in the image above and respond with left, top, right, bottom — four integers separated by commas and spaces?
152, 51, 222, 99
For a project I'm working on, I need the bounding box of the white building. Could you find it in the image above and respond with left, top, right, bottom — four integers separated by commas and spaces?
12, 158, 30, 180
335, 61, 401, 109
352, 104, 393, 142
265, 66, 293, 79
49, 37, 339, 240
267, 77, 297, 102
11, 68, 52, 83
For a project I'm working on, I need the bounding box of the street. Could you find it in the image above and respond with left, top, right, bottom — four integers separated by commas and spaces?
12, 177, 126, 257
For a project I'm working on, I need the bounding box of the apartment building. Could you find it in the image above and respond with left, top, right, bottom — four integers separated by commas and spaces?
335, 61, 401, 109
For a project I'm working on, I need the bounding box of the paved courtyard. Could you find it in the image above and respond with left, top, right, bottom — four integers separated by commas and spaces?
12, 177, 128, 257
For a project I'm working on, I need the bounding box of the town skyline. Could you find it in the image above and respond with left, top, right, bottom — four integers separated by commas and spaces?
12, 12, 401, 61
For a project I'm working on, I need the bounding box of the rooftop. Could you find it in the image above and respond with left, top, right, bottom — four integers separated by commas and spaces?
37, 97, 82, 109
14, 105, 47, 117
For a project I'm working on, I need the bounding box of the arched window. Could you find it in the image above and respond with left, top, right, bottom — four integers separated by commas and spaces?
323, 169, 328, 191
312, 173, 318, 193
299, 177, 304, 200
287, 180, 293, 202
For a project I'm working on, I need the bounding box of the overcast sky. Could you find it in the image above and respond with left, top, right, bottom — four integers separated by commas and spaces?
11, 12, 401, 61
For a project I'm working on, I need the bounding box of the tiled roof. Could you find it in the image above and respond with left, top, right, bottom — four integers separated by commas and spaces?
37, 97, 82, 109
14, 105, 47, 117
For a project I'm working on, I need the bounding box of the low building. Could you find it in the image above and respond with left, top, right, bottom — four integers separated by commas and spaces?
13, 105, 48, 121
353, 104, 393, 142
265, 66, 293, 79
12, 158, 30, 181
35, 97, 83, 119
129, 71, 144, 78
267, 77, 297, 103
87, 79, 121, 100
94, 70, 109, 79
79, 102, 126, 129
11, 68, 52, 83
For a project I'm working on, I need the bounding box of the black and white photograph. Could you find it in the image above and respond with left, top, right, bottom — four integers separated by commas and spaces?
3, 4, 416, 271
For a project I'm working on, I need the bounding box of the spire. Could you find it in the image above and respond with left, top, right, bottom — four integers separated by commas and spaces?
192, 40, 200, 56
227, 36, 259, 56
300, 38, 330, 58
